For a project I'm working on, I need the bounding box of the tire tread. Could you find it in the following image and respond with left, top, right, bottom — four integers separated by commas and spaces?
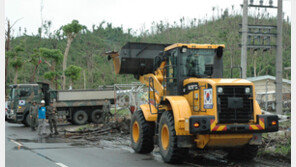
131, 110, 154, 153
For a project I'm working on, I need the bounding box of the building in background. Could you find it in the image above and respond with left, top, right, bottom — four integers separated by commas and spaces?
247, 75, 291, 112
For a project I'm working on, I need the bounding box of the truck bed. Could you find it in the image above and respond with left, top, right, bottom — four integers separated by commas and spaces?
56, 89, 114, 101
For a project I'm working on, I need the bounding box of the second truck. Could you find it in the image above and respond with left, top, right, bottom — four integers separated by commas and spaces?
107, 42, 279, 163
6, 82, 114, 126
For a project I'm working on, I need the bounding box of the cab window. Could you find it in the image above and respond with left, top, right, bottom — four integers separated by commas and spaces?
167, 49, 178, 83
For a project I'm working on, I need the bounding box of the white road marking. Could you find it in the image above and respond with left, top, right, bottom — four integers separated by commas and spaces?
10, 139, 69, 167
56, 162, 69, 167
10, 139, 22, 147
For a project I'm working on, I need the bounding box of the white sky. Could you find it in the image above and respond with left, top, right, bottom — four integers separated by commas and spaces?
5, 0, 291, 36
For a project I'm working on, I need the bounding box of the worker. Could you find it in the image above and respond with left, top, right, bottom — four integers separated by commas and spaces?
29, 101, 38, 131
37, 100, 47, 136
47, 101, 59, 135
102, 99, 112, 122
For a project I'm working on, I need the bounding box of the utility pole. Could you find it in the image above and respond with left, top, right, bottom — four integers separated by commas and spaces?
276, 0, 283, 114
40, 0, 44, 38
241, 0, 248, 79
239, 0, 283, 114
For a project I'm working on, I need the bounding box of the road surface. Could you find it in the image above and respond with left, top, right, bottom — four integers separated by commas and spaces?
6, 122, 178, 167
5, 122, 290, 167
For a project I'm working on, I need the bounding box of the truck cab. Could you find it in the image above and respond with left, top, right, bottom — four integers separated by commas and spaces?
7, 83, 45, 126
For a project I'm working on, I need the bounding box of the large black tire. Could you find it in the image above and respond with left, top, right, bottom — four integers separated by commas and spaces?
130, 110, 155, 153
73, 110, 88, 125
158, 111, 189, 163
91, 109, 102, 124
23, 113, 31, 127
227, 144, 258, 161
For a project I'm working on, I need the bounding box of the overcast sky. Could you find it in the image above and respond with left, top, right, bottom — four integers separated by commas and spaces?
5, 0, 291, 36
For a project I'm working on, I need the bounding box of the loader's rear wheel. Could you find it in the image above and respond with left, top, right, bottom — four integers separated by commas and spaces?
131, 110, 154, 153
158, 111, 188, 164
227, 144, 258, 161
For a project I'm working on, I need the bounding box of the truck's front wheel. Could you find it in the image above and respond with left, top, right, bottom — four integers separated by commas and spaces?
73, 110, 88, 125
131, 110, 154, 153
158, 111, 188, 163
23, 113, 31, 127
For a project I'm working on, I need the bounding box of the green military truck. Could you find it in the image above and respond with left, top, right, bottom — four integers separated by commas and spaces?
6, 82, 114, 126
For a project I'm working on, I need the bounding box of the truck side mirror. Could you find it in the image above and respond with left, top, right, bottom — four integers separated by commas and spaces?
217, 46, 223, 58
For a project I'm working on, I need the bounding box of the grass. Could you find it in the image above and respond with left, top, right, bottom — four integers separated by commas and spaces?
76, 124, 92, 131
259, 130, 291, 161
275, 138, 291, 156
110, 108, 130, 116
280, 120, 291, 130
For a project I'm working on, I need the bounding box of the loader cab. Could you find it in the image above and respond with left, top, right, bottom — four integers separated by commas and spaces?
163, 44, 225, 95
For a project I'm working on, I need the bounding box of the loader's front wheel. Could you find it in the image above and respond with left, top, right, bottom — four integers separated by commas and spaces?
158, 111, 188, 163
130, 110, 154, 153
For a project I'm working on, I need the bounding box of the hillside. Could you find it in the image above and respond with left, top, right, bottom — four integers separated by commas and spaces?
5, 14, 291, 90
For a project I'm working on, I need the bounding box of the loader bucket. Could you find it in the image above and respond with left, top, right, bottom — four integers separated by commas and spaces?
108, 42, 170, 76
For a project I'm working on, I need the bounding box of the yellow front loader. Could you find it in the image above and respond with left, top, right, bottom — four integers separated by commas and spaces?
107, 42, 278, 163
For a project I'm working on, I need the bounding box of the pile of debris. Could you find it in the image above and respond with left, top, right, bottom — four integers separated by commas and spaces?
258, 119, 291, 162
63, 117, 131, 141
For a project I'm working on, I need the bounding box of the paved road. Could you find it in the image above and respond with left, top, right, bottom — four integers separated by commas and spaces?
5, 122, 180, 167
6, 122, 290, 167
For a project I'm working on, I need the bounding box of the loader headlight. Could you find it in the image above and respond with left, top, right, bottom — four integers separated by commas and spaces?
217, 87, 223, 93
245, 87, 251, 94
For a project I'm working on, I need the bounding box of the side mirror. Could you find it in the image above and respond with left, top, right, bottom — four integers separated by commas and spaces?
180, 46, 187, 53
217, 46, 223, 58
231, 66, 242, 78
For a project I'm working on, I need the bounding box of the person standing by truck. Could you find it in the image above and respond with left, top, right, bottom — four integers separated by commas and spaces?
47, 101, 59, 135
29, 101, 39, 131
37, 100, 47, 136
102, 99, 112, 123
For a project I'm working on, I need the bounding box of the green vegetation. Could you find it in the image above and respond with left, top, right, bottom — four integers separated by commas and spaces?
260, 125, 291, 161
110, 108, 130, 117
275, 138, 291, 156
65, 65, 82, 89
61, 20, 85, 89
5, 9, 291, 93
40, 47, 63, 89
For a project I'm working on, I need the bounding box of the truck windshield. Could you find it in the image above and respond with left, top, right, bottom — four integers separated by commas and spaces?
182, 49, 215, 78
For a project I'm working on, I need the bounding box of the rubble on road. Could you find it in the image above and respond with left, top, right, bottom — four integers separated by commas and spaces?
258, 119, 291, 162
62, 117, 131, 141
